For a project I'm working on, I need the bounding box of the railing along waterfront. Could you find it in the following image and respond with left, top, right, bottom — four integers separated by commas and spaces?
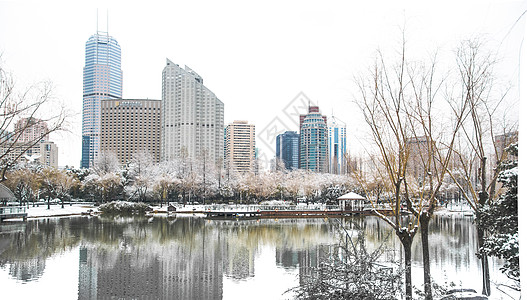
0, 205, 27, 220
200, 204, 341, 212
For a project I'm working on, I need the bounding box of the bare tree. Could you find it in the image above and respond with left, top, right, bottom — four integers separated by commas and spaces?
446, 39, 517, 296
0, 62, 67, 182
404, 52, 468, 300
354, 36, 468, 299
355, 38, 421, 299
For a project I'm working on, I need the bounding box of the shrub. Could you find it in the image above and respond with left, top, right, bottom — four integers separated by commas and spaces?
98, 201, 152, 215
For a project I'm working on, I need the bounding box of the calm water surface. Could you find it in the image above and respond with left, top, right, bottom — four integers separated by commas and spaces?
0, 214, 516, 299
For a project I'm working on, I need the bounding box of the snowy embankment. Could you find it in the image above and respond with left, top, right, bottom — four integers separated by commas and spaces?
24, 204, 97, 218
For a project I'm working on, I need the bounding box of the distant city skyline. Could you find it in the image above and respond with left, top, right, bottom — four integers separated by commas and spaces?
0, 2, 523, 168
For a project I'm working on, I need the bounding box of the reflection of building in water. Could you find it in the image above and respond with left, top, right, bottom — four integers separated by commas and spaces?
220, 224, 256, 280
276, 245, 330, 285
298, 245, 330, 285
78, 247, 98, 300
75, 218, 337, 299
8, 257, 46, 282
160, 241, 223, 300
78, 238, 223, 299
275, 247, 299, 269
78, 245, 163, 299
223, 245, 255, 279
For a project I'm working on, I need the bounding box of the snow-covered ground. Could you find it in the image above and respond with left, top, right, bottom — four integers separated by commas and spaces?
435, 202, 475, 216
22, 204, 97, 218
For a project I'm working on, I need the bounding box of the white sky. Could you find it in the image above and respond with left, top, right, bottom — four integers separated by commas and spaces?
0, 0, 525, 168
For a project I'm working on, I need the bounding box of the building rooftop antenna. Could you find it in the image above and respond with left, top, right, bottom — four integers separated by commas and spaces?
106, 9, 109, 36
96, 9, 109, 35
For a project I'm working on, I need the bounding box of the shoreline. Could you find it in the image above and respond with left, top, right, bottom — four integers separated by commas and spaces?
0, 202, 476, 222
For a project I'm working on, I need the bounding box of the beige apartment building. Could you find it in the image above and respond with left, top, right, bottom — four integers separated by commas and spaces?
1, 117, 59, 168
100, 99, 161, 165
224, 121, 256, 174
161, 60, 224, 163
1, 141, 58, 168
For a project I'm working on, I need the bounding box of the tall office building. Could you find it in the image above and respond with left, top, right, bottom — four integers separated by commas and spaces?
299, 106, 328, 173
81, 31, 122, 168
224, 121, 256, 174
327, 116, 347, 174
161, 59, 224, 163
299, 106, 327, 129
276, 131, 299, 170
100, 99, 161, 165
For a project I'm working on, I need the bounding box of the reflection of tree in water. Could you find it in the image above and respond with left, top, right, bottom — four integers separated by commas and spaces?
288, 218, 402, 299
0, 214, 511, 299
0, 218, 82, 282
413, 215, 478, 271
8, 256, 46, 282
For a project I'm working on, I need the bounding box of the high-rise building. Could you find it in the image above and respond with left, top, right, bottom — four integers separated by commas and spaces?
276, 131, 299, 170
407, 136, 430, 182
327, 116, 347, 174
299, 106, 328, 173
161, 59, 224, 163
81, 31, 122, 168
14, 117, 49, 143
300, 106, 327, 129
224, 121, 256, 174
100, 99, 161, 165
39, 141, 59, 167
1, 118, 59, 167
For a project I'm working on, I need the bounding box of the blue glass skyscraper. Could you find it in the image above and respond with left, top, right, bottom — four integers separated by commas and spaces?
276, 131, 299, 170
81, 31, 122, 168
299, 106, 328, 173
328, 116, 347, 174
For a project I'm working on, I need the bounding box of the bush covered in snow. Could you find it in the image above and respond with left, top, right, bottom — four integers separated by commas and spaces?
475, 143, 519, 282
98, 201, 152, 215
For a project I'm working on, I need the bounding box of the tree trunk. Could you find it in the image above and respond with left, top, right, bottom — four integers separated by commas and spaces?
477, 225, 491, 295
479, 157, 491, 296
420, 213, 433, 300
397, 232, 413, 300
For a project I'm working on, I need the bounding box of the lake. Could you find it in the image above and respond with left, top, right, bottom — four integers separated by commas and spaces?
0, 214, 517, 299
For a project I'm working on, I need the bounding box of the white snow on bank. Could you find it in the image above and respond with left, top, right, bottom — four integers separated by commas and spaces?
23, 204, 97, 218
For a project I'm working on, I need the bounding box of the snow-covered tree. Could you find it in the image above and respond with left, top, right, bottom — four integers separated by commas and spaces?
39, 168, 76, 208
475, 143, 518, 283
93, 151, 120, 175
